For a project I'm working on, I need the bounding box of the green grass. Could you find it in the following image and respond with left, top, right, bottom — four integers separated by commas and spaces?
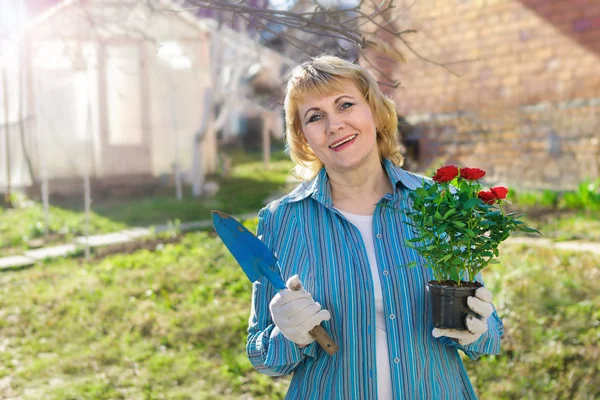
0, 204, 127, 251
0, 152, 294, 254
0, 223, 290, 399
468, 244, 599, 399
520, 210, 600, 242
89, 158, 294, 226
499, 180, 600, 241
0, 220, 598, 399
507, 180, 600, 215
3, 153, 598, 253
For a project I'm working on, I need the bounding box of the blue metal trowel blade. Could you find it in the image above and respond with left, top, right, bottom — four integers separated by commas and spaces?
211, 211, 287, 291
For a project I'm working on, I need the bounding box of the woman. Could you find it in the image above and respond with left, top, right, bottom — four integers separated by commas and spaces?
246, 55, 503, 399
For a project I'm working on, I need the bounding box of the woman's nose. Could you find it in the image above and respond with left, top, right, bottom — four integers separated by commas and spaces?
327, 115, 345, 133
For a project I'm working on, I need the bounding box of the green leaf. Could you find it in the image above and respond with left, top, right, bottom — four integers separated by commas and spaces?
449, 266, 461, 282
439, 254, 453, 263
453, 221, 466, 228
434, 211, 443, 220
485, 211, 501, 218
443, 209, 457, 219
416, 188, 428, 197
519, 226, 542, 235
463, 198, 479, 210
436, 224, 448, 234
399, 261, 418, 268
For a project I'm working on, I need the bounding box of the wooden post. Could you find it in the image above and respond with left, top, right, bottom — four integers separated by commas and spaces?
262, 112, 270, 170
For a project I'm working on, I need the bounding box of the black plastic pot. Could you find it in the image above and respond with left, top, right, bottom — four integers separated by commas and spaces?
427, 281, 482, 330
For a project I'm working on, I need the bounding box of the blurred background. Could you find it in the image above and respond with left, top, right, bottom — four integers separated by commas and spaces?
0, 0, 598, 399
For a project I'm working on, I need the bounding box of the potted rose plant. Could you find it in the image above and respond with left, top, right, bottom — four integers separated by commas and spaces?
402, 165, 540, 330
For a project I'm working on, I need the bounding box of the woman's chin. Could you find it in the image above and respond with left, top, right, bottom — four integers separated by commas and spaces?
326, 154, 370, 172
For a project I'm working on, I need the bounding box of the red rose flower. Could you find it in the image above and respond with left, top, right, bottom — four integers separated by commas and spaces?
460, 167, 486, 181
490, 186, 508, 200
432, 165, 459, 183
478, 190, 497, 204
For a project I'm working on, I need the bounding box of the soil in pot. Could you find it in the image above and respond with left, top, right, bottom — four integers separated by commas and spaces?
427, 280, 483, 330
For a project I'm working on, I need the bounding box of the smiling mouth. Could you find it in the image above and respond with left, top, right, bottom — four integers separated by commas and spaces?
329, 134, 358, 149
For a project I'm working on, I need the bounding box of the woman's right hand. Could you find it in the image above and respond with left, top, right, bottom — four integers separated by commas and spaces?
269, 275, 331, 346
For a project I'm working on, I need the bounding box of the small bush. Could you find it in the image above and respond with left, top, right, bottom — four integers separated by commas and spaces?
510, 179, 600, 212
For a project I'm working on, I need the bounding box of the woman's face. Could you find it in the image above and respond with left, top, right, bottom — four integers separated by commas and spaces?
297, 79, 379, 174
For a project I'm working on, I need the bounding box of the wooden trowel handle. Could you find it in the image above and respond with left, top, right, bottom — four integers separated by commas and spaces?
288, 277, 339, 356
309, 325, 339, 355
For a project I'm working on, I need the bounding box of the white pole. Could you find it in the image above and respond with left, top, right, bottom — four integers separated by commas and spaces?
192, 88, 212, 197
83, 172, 90, 260
83, 71, 92, 261
163, 19, 183, 201
41, 157, 49, 236
1, 67, 12, 207
168, 68, 182, 201
33, 68, 50, 236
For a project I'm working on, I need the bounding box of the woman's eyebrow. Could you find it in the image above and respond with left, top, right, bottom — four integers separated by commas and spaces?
303, 95, 356, 119
335, 95, 354, 103
304, 107, 320, 120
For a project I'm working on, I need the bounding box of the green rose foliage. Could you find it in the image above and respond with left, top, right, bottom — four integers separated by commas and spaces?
397, 170, 540, 284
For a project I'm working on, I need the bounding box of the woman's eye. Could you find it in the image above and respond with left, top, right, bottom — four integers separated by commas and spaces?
340, 102, 354, 110
307, 114, 322, 123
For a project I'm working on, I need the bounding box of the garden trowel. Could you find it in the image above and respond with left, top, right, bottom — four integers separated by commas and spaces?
211, 210, 338, 355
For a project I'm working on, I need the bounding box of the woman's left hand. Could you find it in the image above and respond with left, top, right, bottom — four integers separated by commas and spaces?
431, 287, 495, 346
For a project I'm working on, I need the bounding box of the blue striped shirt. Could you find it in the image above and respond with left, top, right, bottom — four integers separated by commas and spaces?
247, 159, 504, 399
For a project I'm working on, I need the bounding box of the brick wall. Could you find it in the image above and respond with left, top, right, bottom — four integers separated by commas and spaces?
367, 0, 600, 189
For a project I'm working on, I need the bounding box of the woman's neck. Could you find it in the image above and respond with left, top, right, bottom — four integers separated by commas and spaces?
328, 160, 392, 215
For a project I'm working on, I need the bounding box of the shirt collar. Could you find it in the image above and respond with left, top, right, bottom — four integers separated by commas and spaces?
283, 158, 421, 207
382, 158, 421, 191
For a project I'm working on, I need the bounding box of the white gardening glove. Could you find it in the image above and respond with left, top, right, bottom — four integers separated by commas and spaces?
432, 287, 495, 346
269, 275, 331, 346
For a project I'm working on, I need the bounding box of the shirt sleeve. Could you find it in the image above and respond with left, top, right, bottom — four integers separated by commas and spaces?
246, 206, 318, 376
436, 273, 505, 360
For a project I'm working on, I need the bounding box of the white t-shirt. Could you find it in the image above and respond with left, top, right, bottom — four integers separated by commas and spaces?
336, 209, 393, 400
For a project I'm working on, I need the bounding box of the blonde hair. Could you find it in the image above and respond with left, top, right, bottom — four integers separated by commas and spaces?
283, 55, 404, 181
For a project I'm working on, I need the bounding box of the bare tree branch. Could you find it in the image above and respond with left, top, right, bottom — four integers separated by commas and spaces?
167, 0, 389, 50
165, 0, 465, 84
358, 48, 400, 89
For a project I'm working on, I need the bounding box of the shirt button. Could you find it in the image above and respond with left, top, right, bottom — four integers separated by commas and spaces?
383, 270, 389, 276
376, 233, 382, 239
394, 358, 400, 363
390, 314, 395, 320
